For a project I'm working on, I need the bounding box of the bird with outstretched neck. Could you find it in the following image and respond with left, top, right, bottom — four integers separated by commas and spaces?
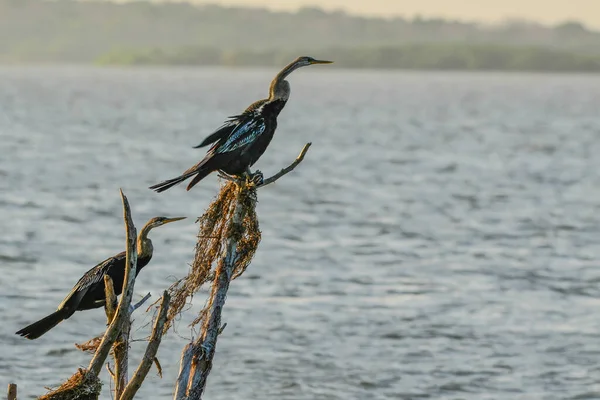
15, 216, 185, 340
149, 56, 332, 192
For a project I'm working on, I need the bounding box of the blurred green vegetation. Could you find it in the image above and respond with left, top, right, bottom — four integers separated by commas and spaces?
1, 0, 600, 71
95, 45, 600, 72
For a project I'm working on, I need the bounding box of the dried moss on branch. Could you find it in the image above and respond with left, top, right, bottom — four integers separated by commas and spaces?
164, 180, 261, 334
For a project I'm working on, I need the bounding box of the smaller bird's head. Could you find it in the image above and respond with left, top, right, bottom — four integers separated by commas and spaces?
294, 56, 333, 67
144, 216, 187, 231
137, 216, 186, 256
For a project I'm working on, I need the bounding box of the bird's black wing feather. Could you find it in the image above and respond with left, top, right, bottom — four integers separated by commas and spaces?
57, 252, 125, 310
194, 98, 268, 149
193, 117, 242, 148
215, 115, 266, 154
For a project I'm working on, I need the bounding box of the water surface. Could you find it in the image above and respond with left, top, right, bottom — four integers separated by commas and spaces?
1, 66, 600, 399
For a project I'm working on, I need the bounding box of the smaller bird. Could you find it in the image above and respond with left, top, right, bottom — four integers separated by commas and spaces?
15, 216, 185, 340
149, 56, 332, 193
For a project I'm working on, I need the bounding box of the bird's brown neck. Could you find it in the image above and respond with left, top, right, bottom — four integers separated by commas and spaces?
136, 223, 155, 259
268, 61, 298, 101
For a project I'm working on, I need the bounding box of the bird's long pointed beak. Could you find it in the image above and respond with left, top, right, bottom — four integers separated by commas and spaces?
311, 59, 333, 65
162, 217, 187, 224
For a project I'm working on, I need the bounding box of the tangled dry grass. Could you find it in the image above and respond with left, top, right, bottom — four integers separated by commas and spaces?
163, 180, 261, 334
38, 369, 102, 400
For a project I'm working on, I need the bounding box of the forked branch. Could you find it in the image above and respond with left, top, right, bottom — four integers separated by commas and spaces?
257, 142, 311, 187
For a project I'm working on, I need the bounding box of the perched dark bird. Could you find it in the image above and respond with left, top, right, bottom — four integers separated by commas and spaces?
149, 56, 332, 192
15, 216, 185, 340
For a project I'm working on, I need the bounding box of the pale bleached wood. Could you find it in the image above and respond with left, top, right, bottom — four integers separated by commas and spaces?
119, 291, 170, 400
88, 189, 138, 377
7, 383, 16, 400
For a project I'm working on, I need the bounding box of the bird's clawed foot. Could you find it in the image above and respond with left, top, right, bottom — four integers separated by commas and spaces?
219, 169, 263, 186
217, 171, 239, 183
248, 170, 264, 186
244, 167, 263, 185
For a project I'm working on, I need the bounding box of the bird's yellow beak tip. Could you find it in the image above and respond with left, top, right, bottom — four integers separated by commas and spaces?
164, 217, 187, 224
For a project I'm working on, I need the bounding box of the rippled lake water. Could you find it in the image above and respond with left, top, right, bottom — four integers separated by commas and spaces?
2, 66, 600, 399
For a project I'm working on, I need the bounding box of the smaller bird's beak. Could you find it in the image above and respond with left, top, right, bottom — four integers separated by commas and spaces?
311, 59, 333, 65
162, 217, 187, 225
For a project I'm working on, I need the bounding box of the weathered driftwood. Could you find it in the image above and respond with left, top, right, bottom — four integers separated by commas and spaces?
120, 291, 170, 400
7, 383, 17, 400
173, 343, 194, 400
102, 274, 129, 399
173, 143, 312, 399
88, 189, 139, 377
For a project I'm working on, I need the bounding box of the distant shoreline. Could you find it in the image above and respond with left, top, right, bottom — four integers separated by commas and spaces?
1, 63, 599, 75
3, 1, 600, 73
91, 45, 600, 73
1, 64, 599, 75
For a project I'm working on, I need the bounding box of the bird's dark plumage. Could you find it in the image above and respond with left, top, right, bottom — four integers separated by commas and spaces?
15, 252, 152, 340
149, 56, 332, 192
16, 216, 185, 340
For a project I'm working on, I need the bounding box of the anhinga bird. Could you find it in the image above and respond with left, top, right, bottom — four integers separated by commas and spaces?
15, 216, 185, 340
149, 56, 332, 192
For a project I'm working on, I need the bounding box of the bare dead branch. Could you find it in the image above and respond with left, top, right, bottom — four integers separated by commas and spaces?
257, 142, 311, 188
120, 291, 170, 400
104, 275, 117, 324
113, 314, 131, 398
76, 291, 151, 355
132, 293, 152, 312
153, 357, 163, 379
174, 343, 194, 400
88, 189, 138, 377
107, 363, 115, 380
113, 293, 153, 397
7, 383, 16, 400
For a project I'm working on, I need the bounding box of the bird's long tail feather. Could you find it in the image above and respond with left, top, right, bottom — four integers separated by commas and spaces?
15, 309, 69, 340
149, 166, 212, 193
149, 172, 196, 193
185, 167, 212, 191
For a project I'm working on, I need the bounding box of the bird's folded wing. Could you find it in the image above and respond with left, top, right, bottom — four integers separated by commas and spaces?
218, 117, 266, 153
57, 253, 124, 309
193, 118, 239, 148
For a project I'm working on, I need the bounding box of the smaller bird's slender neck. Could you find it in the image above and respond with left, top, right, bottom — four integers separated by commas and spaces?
136, 224, 154, 259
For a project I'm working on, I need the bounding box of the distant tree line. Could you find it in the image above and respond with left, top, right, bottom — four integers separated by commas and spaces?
1, 0, 600, 69
95, 45, 600, 72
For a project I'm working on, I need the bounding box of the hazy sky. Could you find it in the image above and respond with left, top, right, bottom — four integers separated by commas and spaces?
150, 0, 600, 28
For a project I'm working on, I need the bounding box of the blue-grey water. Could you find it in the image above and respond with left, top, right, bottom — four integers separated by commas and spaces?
1, 66, 600, 399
